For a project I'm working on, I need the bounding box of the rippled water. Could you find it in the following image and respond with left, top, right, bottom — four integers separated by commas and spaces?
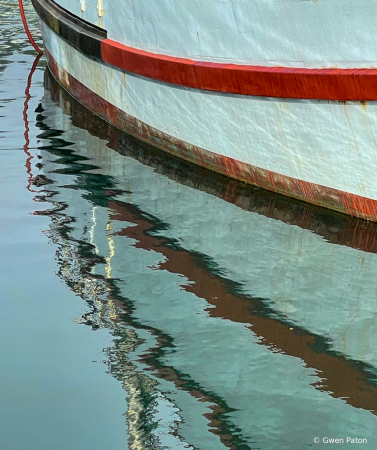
2, 3, 377, 449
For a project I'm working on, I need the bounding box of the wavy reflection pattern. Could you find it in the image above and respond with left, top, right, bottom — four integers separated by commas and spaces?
26, 69, 377, 449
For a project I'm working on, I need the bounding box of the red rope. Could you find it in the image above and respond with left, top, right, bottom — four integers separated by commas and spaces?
18, 0, 43, 54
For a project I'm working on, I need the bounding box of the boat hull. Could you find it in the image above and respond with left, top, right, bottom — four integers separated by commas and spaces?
33, 0, 377, 221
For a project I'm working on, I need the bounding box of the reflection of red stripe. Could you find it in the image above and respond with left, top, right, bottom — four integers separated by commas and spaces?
101, 38, 377, 101
108, 200, 377, 416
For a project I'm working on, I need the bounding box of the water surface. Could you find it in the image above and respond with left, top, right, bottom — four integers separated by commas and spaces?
1, 3, 377, 449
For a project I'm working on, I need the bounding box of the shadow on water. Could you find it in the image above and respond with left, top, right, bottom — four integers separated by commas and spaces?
25, 68, 377, 448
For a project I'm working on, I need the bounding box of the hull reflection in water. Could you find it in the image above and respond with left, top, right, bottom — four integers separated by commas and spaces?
31, 69, 377, 449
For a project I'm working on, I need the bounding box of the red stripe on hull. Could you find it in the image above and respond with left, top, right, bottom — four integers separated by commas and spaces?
45, 49, 377, 221
102, 38, 377, 101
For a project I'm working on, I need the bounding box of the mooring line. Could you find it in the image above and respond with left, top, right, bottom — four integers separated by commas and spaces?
19, 0, 43, 54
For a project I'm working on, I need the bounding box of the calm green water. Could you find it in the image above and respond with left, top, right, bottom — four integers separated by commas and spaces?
2, 3, 377, 449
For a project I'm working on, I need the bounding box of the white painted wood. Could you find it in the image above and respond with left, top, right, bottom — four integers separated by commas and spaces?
55, 0, 377, 69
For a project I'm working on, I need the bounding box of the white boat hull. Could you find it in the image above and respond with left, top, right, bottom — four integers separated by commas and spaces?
32, 0, 377, 220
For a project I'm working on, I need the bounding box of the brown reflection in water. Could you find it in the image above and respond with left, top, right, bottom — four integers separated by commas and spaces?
43, 69, 377, 435
109, 199, 377, 416
102, 268, 252, 450
39, 207, 251, 450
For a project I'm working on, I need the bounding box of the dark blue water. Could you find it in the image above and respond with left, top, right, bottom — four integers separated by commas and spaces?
1, 3, 377, 449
